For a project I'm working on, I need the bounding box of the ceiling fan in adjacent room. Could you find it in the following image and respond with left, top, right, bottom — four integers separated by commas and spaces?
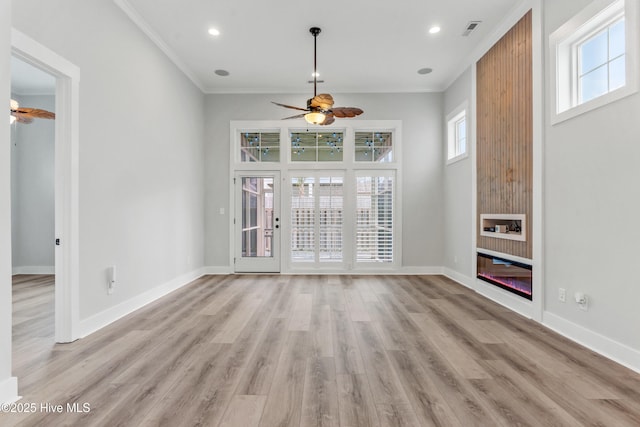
272, 27, 363, 126
10, 98, 55, 124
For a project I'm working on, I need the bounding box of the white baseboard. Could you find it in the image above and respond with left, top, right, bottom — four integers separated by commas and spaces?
398, 266, 444, 275
543, 312, 640, 374
442, 267, 475, 289
0, 376, 18, 404
12, 266, 55, 275
78, 268, 206, 338
204, 266, 444, 275
201, 266, 234, 275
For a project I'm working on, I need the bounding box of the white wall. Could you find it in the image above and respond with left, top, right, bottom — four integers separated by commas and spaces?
12, 1, 205, 321
442, 67, 474, 282
204, 92, 444, 269
11, 94, 55, 273
0, 0, 18, 406
543, 0, 640, 356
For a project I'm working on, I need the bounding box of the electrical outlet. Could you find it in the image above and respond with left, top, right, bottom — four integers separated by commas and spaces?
559, 288, 566, 302
575, 292, 589, 310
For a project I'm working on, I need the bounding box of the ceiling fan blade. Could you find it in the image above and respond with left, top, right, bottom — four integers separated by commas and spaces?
330, 107, 363, 118
282, 113, 307, 120
15, 108, 56, 120
271, 101, 309, 112
309, 94, 334, 110
320, 114, 335, 126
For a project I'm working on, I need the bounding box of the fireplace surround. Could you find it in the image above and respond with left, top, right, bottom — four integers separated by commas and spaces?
477, 252, 532, 300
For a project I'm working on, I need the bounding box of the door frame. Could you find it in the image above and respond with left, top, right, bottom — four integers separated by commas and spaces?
233, 171, 281, 273
11, 29, 80, 343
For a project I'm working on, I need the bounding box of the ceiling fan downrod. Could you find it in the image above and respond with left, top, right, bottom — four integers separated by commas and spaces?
310, 27, 321, 98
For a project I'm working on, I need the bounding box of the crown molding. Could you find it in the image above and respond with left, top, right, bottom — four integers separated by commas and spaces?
113, 0, 206, 93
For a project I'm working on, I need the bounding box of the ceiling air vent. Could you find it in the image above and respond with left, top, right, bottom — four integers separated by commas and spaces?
462, 21, 482, 37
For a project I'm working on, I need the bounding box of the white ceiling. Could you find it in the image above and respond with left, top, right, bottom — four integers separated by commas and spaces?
120, 0, 522, 94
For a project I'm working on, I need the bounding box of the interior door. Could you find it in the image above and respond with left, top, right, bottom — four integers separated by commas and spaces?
234, 172, 281, 272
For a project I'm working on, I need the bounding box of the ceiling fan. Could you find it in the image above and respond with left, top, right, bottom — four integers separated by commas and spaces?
272, 27, 363, 126
10, 98, 55, 124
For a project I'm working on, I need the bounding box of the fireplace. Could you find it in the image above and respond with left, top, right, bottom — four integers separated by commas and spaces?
477, 252, 532, 300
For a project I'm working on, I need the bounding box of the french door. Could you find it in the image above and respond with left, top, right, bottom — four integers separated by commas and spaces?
234, 172, 281, 272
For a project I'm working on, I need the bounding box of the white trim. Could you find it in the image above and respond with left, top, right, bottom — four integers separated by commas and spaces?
442, 268, 475, 289
475, 278, 534, 319
11, 266, 55, 275
11, 28, 81, 344
112, 0, 205, 93
204, 266, 443, 275
476, 247, 532, 265
201, 266, 234, 275
0, 377, 18, 405
543, 311, 640, 374
531, 2, 545, 323
78, 268, 205, 338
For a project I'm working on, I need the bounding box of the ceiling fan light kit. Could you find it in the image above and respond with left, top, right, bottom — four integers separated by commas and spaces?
272, 27, 363, 126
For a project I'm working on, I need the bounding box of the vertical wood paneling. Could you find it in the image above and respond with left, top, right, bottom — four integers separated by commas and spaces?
477, 11, 533, 259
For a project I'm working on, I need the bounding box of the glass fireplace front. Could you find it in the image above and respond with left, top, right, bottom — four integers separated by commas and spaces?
477, 252, 532, 300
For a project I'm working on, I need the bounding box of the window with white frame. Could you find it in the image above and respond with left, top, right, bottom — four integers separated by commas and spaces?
446, 103, 468, 163
551, 0, 638, 123
290, 175, 344, 263
240, 132, 280, 162
578, 17, 625, 104
355, 173, 394, 263
233, 121, 400, 271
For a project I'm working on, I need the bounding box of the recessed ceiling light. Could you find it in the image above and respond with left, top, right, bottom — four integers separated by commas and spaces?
215, 69, 229, 76
417, 68, 433, 75
208, 28, 220, 36
429, 26, 441, 34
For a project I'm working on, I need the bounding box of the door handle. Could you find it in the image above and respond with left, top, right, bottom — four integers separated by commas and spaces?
275, 224, 279, 229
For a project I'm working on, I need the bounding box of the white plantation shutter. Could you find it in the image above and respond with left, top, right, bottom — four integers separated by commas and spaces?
291, 177, 315, 262
356, 173, 394, 263
319, 177, 343, 262
291, 175, 344, 263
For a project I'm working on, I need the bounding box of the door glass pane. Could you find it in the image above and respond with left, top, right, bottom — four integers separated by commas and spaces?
356, 175, 393, 263
319, 177, 343, 262
291, 177, 315, 262
241, 177, 274, 257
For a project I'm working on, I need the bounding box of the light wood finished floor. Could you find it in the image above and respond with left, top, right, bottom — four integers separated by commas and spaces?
5, 274, 640, 427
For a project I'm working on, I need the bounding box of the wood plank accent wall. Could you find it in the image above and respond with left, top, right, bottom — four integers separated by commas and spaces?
477, 10, 533, 259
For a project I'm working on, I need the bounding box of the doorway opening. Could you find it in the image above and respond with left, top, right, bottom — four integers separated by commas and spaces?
11, 28, 80, 345
10, 56, 57, 366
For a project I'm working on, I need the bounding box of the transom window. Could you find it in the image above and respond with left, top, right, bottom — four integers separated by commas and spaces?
550, 0, 638, 123
240, 132, 280, 162
290, 131, 344, 161
355, 132, 393, 162
578, 17, 625, 104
